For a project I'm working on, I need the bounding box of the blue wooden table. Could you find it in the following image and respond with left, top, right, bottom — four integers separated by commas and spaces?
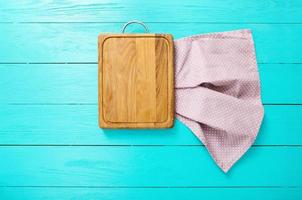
0, 1, 302, 199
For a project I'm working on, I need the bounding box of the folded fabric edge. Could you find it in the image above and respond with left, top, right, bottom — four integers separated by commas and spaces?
176, 105, 264, 173
174, 29, 252, 42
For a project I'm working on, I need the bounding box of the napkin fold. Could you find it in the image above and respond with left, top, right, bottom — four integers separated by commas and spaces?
174, 29, 264, 172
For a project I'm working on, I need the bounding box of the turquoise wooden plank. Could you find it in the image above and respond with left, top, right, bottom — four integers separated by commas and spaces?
1, 188, 302, 200
0, 64, 301, 104
0, 146, 302, 186
0, 105, 301, 145
0, 1, 301, 198
0, 23, 301, 63
0, 0, 301, 22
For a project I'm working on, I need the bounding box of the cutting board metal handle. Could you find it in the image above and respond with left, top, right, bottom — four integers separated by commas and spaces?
121, 20, 150, 33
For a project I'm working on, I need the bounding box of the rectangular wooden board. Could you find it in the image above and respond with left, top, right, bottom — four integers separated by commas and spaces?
98, 34, 174, 128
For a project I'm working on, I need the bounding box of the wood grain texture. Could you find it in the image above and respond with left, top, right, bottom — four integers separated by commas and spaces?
98, 34, 174, 128
0, 105, 302, 145
1, 23, 302, 63
0, 0, 301, 22
1, 0, 302, 199
0, 146, 302, 186
1, 64, 301, 104
1, 188, 302, 200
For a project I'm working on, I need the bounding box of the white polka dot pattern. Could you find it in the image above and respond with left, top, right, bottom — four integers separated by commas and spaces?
174, 29, 264, 172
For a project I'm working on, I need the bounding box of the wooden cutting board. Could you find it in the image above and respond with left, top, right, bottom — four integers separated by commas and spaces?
98, 34, 174, 128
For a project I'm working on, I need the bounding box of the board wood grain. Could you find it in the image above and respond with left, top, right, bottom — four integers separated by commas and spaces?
98, 34, 174, 128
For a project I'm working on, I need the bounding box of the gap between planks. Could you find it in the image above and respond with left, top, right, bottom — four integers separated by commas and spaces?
2, 22, 302, 24
0, 186, 301, 188
4, 103, 302, 105
0, 62, 302, 64
0, 145, 302, 147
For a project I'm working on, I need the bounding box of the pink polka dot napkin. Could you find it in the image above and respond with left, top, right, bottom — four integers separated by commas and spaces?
174, 29, 264, 172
